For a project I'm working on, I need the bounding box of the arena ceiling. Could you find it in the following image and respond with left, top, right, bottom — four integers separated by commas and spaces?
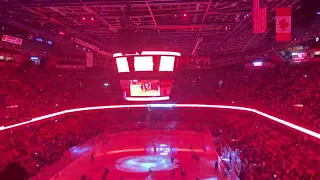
0, 0, 301, 61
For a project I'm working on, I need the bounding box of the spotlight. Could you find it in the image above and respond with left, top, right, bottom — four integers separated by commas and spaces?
91, 17, 94, 21
183, 13, 187, 17
82, 17, 86, 20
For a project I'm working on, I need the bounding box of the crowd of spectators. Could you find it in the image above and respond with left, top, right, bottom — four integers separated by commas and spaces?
0, 110, 119, 178
0, 64, 120, 178
223, 62, 320, 133
173, 62, 320, 179
174, 61, 320, 132
1, 59, 320, 179
1, 65, 119, 126
205, 110, 320, 179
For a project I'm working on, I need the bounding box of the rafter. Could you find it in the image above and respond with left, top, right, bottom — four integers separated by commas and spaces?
146, 1, 160, 34
192, 0, 212, 56
0, 0, 301, 64
11, 0, 105, 47
80, 0, 118, 33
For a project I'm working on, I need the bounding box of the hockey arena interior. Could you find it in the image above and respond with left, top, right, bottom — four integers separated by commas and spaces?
0, 0, 320, 179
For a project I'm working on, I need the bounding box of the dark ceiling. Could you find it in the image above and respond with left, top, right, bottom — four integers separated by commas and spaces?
0, 0, 302, 63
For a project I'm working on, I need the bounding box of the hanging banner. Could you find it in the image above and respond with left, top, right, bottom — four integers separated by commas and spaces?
86, 52, 93, 67
253, 0, 267, 33
2, 35, 23, 45
276, 8, 292, 41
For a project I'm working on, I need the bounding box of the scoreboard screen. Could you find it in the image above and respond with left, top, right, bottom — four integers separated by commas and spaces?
130, 80, 160, 97
113, 51, 180, 101
114, 51, 180, 73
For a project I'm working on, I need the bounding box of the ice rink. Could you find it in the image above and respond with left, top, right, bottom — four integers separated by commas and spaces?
58, 129, 226, 180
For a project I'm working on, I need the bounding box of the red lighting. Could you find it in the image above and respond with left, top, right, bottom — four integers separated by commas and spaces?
0, 104, 320, 140
125, 97, 170, 101
58, 31, 64, 35
91, 17, 94, 21
113, 51, 181, 58
183, 13, 187, 17
82, 17, 86, 20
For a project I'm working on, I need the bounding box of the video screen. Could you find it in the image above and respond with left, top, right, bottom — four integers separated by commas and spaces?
134, 56, 153, 71
116, 57, 129, 73
159, 56, 175, 71
130, 80, 160, 97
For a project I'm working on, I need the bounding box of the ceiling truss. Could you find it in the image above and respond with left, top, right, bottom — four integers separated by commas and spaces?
0, 0, 300, 64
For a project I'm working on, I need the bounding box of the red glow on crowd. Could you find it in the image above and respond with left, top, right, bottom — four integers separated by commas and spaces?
1, 2, 320, 178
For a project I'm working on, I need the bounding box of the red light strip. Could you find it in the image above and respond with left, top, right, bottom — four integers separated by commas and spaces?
113, 53, 123, 57
176, 104, 320, 139
140, 51, 181, 56
0, 105, 146, 131
125, 96, 170, 101
105, 148, 203, 155
112, 51, 181, 58
0, 104, 319, 140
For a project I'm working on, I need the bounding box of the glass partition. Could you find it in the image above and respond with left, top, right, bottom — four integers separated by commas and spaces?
0, 107, 319, 180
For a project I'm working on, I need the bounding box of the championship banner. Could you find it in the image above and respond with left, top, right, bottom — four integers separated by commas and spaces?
253, 0, 267, 33
2, 35, 23, 45
86, 52, 93, 67
276, 8, 292, 41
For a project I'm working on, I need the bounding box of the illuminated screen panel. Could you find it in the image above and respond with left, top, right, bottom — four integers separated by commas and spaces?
159, 56, 175, 71
125, 96, 170, 101
141, 51, 181, 56
134, 56, 153, 71
253, 61, 262, 67
116, 57, 129, 73
130, 80, 160, 96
